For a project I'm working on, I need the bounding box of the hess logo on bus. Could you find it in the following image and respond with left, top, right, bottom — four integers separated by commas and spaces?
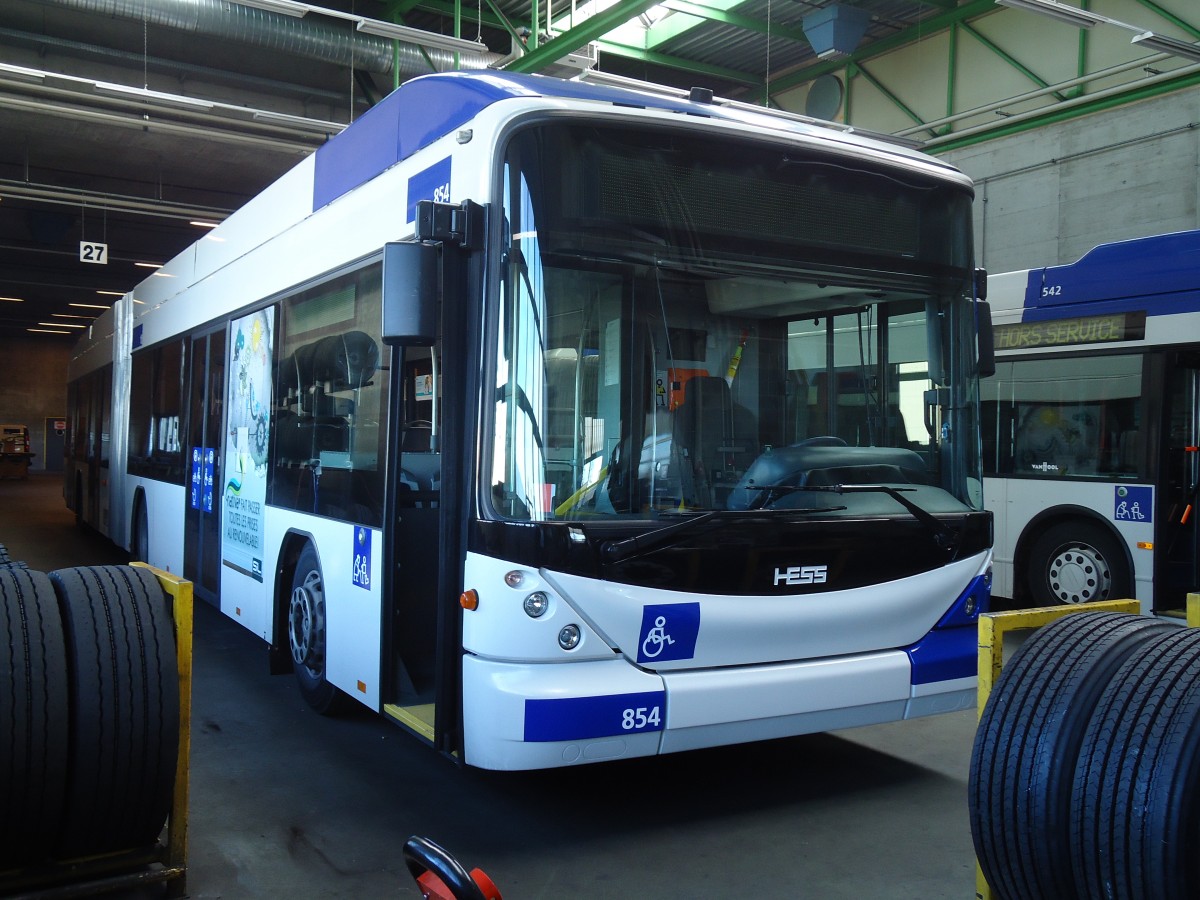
773, 564, 828, 587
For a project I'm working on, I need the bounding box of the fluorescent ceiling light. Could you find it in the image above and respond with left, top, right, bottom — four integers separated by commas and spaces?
72, 302, 111, 308
52, 313, 95, 319
96, 291, 124, 297
232, 0, 309, 16
355, 19, 486, 56
0, 296, 24, 302
251, 110, 343, 133
1131, 31, 1200, 62
994, 0, 1105, 29
94, 82, 215, 109
39, 321, 86, 329
135, 262, 163, 268
0, 63, 46, 83
189, 220, 220, 228
28, 328, 73, 334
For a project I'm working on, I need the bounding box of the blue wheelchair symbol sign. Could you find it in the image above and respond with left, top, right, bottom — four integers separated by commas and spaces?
1114, 485, 1152, 523
636, 603, 700, 663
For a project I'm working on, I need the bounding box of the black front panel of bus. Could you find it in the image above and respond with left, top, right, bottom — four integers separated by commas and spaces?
471, 512, 991, 596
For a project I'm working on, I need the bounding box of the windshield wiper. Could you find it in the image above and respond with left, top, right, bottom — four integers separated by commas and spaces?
600, 507, 843, 564
749, 483, 959, 551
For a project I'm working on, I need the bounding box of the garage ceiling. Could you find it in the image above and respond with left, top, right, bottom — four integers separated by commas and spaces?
1, 0, 1197, 340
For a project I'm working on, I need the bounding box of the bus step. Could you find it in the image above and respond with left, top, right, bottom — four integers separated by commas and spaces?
384, 703, 436, 742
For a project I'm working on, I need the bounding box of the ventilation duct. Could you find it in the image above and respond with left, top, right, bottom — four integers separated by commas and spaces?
802, 4, 871, 61
37, 0, 498, 77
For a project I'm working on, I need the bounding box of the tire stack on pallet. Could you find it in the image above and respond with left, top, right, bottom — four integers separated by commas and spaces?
0, 557, 180, 891
970, 610, 1200, 900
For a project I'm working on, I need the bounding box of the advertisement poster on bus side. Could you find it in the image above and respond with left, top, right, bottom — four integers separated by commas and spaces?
223, 308, 274, 582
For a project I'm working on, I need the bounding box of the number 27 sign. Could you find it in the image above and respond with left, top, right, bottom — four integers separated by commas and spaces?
79, 241, 108, 265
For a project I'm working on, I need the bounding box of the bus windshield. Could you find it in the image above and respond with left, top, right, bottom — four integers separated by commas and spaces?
490, 121, 981, 521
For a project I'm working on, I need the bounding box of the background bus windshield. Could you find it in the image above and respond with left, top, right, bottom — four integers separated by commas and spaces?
490, 122, 980, 521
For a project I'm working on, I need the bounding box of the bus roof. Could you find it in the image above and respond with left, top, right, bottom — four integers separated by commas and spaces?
313, 70, 961, 211
1018, 229, 1200, 318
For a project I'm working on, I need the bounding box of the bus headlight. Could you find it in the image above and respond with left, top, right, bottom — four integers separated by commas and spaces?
523, 591, 549, 618
558, 624, 581, 650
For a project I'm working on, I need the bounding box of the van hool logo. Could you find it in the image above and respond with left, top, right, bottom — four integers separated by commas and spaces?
773, 565, 828, 586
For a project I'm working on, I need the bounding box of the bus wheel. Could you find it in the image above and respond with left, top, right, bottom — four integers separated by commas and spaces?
1026, 521, 1131, 604
132, 496, 149, 563
969, 612, 1175, 900
1072, 628, 1200, 900
0, 567, 69, 869
289, 545, 347, 715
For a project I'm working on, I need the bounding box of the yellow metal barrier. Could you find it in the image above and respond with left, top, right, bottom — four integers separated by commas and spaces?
133, 562, 194, 897
974, 599, 1141, 900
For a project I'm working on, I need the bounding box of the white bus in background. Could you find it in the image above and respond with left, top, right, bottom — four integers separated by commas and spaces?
67, 70, 993, 770
982, 230, 1200, 615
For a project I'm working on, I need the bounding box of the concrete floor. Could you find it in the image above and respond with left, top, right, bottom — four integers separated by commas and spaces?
1, 473, 981, 899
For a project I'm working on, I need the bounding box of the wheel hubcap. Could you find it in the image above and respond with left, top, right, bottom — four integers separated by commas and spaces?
288, 569, 325, 672
1048, 544, 1111, 603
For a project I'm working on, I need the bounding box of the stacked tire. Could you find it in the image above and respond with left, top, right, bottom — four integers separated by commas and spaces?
970, 611, 1200, 899
0, 564, 179, 869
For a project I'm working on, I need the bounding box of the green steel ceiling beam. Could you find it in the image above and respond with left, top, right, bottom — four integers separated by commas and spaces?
599, 40, 762, 84
481, 0, 526, 46
504, 0, 665, 73
946, 22, 957, 126
1131, 0, 1200, 39
852, 61, 931, 134
385, 0, 427, 17
639, 0, 812, 49
767, 0, 996, 95
929, 68, 1200, 153
641, 0, 754, 47
413, 0, 508, 32
959, 20, 1069, 103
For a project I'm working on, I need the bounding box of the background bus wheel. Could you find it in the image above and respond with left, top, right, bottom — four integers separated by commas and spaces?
969, 611, 1175, 900
132, 495, 150, 563
50, 565, 179, 859
1071, 628, 1200, 900
1026, 521, 1130, 604
289, 545, 347, 715
0, 567, 69, 869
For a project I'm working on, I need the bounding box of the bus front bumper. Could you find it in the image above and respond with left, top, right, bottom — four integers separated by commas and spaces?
460, 650, 975, 771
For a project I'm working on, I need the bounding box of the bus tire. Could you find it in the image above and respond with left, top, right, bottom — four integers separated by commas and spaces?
1026, 520, 1131, 605
289, 544, 348, 715
132, 493, 150, 563
0, 568, 69, 868
969, 611, 1174, 900
1071, 628, 1200, 900
50, 565, 180, 859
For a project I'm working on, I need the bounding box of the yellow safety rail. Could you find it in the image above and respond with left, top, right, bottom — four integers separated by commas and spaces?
133, 562, 194, 898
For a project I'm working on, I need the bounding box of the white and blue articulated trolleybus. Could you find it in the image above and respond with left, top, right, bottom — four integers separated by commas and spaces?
67, 71, 993, 770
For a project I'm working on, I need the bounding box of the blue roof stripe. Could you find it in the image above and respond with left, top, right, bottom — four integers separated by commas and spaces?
312, 71, 723, 211
1022, 229, 1200, 320
311, 70, 939, 213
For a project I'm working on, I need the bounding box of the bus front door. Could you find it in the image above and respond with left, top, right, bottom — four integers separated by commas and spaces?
184, 327, 227, 606
1158, 351, 1200, 613
384, 348, 443, 745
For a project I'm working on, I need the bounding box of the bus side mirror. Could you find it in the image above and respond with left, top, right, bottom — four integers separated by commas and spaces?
976, 300, 996, 378
382, 241, 440, 346
974, 267, 988, 302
